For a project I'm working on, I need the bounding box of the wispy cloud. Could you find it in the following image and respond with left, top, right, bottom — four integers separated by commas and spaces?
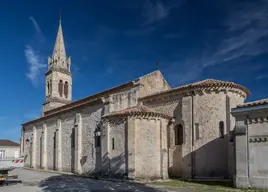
142, 1, 170, 26
256, 74, 268, 80
166, 0, 268, 84
25, 46, 46, 86
205, 0, 268, 67
29, 16, 41, 33
25, 16, 46, 86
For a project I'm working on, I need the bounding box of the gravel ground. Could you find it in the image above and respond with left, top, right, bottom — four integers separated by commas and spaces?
0, 169, 186, 192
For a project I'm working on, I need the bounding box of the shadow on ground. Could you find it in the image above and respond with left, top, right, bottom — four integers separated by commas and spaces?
180, 179, 233, 188
39, 175, 165, 192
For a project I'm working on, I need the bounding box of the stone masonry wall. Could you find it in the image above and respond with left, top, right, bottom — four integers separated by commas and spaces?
193, 91, 228, 178
61, 112, 76, 172
80, 104, 104, 174
143, 96, 192, 178
109, 121, 127, 176
139, 70, 170, 98
46, 118, 57, 170
227, 92, 245, 178
23, 127, 33, 167
35, 124, 43, 169
135, 118, 161, 179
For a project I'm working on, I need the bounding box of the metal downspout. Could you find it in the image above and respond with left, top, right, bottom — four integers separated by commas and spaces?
246, 115, 251, 187
191, 92, 195, 178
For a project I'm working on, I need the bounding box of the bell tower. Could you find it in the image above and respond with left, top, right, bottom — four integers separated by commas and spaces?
42, 18, 72, 116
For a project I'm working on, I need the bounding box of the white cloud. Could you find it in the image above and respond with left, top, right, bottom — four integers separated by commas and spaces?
29, 16, 41, 33
25, 45, 46, 86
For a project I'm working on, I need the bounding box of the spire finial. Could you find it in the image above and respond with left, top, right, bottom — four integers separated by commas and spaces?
59, 9, 62, 24
156, 60, 159, 70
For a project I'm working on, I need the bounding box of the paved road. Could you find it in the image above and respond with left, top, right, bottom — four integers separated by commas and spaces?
0, 169, 186, 192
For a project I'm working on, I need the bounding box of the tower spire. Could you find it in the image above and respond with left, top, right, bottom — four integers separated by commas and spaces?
52, 14, 66, 62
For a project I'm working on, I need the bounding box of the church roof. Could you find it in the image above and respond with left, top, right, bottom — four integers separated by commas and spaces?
237, 98, 268, 108
103, 105, 171, 119
140, 79, 250, 100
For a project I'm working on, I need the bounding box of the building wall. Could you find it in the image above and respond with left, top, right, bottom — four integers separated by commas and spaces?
247, 111, 268, 189
227, 92, 245, 178
133, 118, 168, 179
46, 119, 57, 170
80, 104, 104, 174
233, 108, 268, 189
139, 70, 170, 98
109, 120, 127, 176
142, 90, 245, 179
142, 95, 193, 178
135, 119, 161, 178
193, 91, 228, 178
23, 127, 33, 167
0, 146, 20, 158
61, 113, 75, 172
22, 83, 143, 175
35, 124, 43, 169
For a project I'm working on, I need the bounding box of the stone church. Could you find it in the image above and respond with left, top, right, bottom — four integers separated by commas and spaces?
20, 19, 251, 180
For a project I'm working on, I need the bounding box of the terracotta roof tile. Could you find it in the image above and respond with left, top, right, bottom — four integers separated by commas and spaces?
103, 105, 171, 119
0, 140, 20, 147
140, 79, 250, 99
237, 98, 268, 108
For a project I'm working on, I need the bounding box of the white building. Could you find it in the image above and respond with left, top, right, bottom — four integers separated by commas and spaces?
0, 140, 20, 158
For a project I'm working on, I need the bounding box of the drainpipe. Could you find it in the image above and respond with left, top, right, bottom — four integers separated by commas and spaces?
245, 115, 251, 187
191, 92, 195, 178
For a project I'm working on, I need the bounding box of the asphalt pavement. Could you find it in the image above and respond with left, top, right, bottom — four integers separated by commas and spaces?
0, 169, 184, 192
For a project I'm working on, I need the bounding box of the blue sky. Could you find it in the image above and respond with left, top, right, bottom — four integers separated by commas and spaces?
0, 0, 267, 142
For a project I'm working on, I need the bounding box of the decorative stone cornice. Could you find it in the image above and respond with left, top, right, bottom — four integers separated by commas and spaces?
249, 135, 268, 143
45, 67, 72, 76
249, 116, 268, 124
43, 97, 72, 105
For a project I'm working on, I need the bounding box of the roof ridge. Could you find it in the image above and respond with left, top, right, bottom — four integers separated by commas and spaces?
140, 78, 250, 100
237, 98, 268, 108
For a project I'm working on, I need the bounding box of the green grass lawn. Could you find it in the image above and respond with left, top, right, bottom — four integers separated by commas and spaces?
150, 179, 268, 192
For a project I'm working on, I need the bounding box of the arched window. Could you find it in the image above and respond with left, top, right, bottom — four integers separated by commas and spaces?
219, 121, 224, 138
64, 81, 68, 98
175, 124, 183, 145
58, 80, 63, 97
